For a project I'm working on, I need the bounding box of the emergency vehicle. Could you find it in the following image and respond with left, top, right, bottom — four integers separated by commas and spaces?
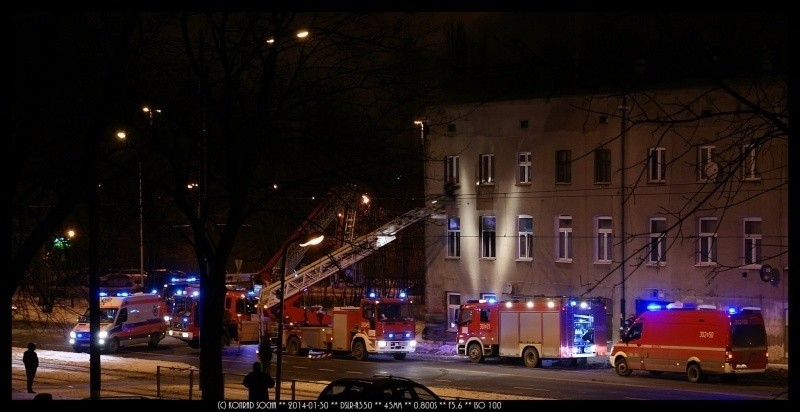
276, 291, 416, 360
69, 292, 167, 353
456, 296, 607, 367
609, 303, 768, 383
165, 284, 259, 348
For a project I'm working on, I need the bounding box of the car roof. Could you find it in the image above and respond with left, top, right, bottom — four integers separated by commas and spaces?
317, 376, 441, 401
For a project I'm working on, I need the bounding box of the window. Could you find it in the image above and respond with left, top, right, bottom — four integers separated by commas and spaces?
743, 218, 762, 266
445, 156, 460, 186
480, 215, 496, 258
648, 217, 667, 264
743, 142, 760, 180
648, 147, 666, 183
697, 217, 718, 265
446, 217, 461, 258
518, 215, 533, 260
556, 150, 571, 183
447, 292, 461, 332
517, 152, 532, 184
479, 154, 494, 185
697, 146, 718, 182
556, 215, 573, 262
595, 216, 612, 263
594, 148, 611, 184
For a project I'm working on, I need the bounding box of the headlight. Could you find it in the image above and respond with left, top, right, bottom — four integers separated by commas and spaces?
164, 315, 170, 322
409, 340, 417, 347
377, 340, 387, 348
70, 331, 76, 338
98, 331, 108, 339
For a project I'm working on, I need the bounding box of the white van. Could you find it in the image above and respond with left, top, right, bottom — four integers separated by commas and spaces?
69, 292, 167, 353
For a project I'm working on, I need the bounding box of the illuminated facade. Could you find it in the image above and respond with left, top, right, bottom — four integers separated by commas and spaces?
421, 83, 788, 361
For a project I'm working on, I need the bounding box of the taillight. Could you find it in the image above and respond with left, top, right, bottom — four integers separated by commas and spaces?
725, 345, 733, 361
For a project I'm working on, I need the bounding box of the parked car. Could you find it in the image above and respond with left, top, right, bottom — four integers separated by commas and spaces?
316, 376, 441, 401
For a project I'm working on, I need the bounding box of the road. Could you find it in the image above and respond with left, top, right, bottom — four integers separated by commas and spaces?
11, 323, 789, 401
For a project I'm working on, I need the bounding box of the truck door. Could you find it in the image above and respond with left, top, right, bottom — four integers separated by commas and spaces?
623, 322, 646, 370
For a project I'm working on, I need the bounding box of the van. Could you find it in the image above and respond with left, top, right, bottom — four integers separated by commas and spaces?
609, 305, 768, 383
69, 292, 167, 353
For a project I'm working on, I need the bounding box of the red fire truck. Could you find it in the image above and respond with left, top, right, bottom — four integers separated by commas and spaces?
455, 296, 607, 367
166, 284, 259, 348
274, 291, 417, 360
609, 303, 768, 383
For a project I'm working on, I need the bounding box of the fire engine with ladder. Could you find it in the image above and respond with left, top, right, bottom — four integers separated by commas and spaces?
456, 296, 608, 367
255, 189, 448, 360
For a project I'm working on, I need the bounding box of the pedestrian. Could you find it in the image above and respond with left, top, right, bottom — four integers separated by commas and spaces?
23, 342, 39, 394
258, 336, 272, 372
242, 361, 275, 401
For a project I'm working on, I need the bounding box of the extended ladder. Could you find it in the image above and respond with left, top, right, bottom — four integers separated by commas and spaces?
259, 199, 446, 312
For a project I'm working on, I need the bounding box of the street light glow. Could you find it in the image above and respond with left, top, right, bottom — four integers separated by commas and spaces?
275, 232, 324, 401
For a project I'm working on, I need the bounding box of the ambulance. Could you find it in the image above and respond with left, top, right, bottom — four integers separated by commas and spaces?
609, 303, 768, 383
69, 292, 168, 353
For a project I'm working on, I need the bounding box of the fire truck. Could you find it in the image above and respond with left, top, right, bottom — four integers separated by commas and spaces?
455, 296, 608, 367
274, 291, 417, 360
255, 193, 448, 360
165, 284, 259, 348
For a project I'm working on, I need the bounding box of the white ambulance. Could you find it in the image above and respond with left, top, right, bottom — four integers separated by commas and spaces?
70, 292, 167, 353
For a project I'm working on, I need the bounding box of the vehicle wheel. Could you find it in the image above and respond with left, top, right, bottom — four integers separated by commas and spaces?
721, 374, 738, 383
522, 347, 541, 368
287, 336, 301, 356
352, 340, 368, 361
467, 343, 484, 363
393, 353, 407, 360
615, 357, 632, 376
649, 371, 663, 375
148, 333, 161, 348
188, 340, 200, 349
72, 346, 82, 353
107, 338, 120, 353
687, 364, 704, 383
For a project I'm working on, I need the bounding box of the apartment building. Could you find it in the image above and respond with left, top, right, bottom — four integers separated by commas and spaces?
420, 83, 788, 360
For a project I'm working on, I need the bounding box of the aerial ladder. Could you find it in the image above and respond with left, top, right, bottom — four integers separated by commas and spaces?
256, 184, 361, 285
257, 196, 447, 332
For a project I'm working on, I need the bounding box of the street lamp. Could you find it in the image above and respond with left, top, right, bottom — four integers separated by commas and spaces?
116, 130, 144, 280
275, 232, 324, 401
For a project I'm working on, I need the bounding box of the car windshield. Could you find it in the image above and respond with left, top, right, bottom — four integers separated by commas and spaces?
78, 308, 117, 323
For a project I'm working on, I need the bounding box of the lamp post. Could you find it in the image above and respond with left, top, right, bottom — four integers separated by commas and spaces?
116, 130, 144, 280
275, 232, 324, 401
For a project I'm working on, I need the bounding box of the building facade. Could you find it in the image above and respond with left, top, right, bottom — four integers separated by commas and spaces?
421, 83, 789, 361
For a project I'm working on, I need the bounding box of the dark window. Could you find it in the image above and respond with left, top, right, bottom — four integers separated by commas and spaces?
594, 148, 611, 183
556, 150, 572, 183
731, 324, 767, 347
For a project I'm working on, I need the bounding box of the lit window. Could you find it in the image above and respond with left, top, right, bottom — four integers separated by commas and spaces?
648, 217, 667, 264
517, 152, 532, 184
480, 215, 496, 258
556, 215, 572, 262
743, 218, 762, 266
697, 217, 717, 265
518, 215, 533, 260
447, 217, 461, 258
595, 216, 612, 263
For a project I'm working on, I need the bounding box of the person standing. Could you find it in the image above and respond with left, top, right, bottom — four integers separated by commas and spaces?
23, 342, 39, 394
242, 361, 274, 401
